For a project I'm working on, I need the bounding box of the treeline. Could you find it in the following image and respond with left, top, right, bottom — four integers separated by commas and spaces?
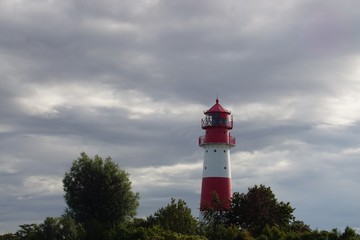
0, 153, 359, 240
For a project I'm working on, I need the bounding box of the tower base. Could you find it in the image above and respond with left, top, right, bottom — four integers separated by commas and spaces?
200, 177, 231, 211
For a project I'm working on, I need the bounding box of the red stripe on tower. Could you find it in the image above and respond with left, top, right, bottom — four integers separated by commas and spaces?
199, 98, 235, 212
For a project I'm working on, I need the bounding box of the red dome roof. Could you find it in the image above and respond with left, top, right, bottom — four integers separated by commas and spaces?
205, 98, 231, 114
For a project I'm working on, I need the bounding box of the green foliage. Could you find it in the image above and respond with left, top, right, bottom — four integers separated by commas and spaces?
82, 219, 118, 240
14, 224, 42, 240
203, 224, 252, 240
228, 184, 295, 237
38, 216, 83, 240
203, 223, 227, 240
0, 216, 84, 240
290, 220, 311, 234
341, 226, 360, 240
260, 225, 286, 240
202, 184, 298, 239
300, 230, 328, 240
0, 234, 18, 240
142, 226, 206, 240
147, 198, 198, 235
329, 228, 342, 240
115, 224, 206, 240
114, 221, 147, 240
58, 214, 85, 240
41, 217, 59, 239
4, 172, 360, 240
63, 152, 139, 230
9, 216, 84, 240
201, 192, 229, 227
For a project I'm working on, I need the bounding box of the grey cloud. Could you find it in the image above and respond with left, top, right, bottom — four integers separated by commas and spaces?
1, 0, 360, 233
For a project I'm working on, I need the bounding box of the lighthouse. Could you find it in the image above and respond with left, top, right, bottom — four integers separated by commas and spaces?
199, 98, 235, 212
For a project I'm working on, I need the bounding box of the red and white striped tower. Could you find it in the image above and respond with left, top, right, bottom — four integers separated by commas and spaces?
199, 98, 236, 212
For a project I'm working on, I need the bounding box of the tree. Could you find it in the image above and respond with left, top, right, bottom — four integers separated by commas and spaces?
63, 153, 139, 232
141, 226, 206, 240
340, 226, 360, 240
260, 225, 286, 240
289, 220, 311, 234
227, 184, 295, 237
147, 198, 198, 235
10, 216, 83, 240
202, 192, 229, 226
38, 216, 83, 240
57, 214, 85, 240
0, 234, 18, 240
39, 218, 59, 240
0, 233, 19, 240
15, 224, 41, 240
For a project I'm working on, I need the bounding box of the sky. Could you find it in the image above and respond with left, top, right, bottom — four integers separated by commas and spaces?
1, 0, 360, 234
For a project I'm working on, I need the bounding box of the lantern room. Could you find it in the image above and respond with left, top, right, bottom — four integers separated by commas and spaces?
199, 98, 236, 146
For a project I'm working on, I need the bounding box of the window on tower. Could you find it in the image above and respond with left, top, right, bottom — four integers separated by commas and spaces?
208, 112, 220, 126
220, 117, 227, 125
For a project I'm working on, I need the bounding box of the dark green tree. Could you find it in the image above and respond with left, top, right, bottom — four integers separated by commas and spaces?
202, 192, 229, 226
57, 214, 85, 240
38, 216, 83, 240
15, 224, 41, 240
289, 220, 311, 234
147, 198, 198, 235
300, 230, 329, 240
260, 225, 286, 240
10, 216, 83, 240
340, 226, 360, 240
63, 152, 139, 235
39, 217, 59, 240
0, 234, 18, 240
227, 184, 295, 237
142, 225, 206, 240
328, 228, 341, 240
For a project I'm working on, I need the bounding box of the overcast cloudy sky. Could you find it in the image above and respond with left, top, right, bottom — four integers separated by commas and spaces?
1, 0, 360, 234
